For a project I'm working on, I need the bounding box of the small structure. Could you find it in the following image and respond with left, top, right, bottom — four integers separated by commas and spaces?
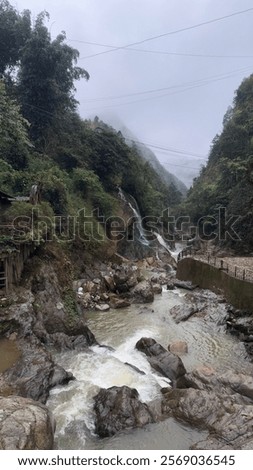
0, 189, 15, 208
0, 188, 35, 293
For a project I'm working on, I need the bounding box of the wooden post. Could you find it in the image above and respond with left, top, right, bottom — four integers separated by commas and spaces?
243, 269, 246, 280
234, 266, 237, 278
4, 258, 8, 293
220, 260, 223, 270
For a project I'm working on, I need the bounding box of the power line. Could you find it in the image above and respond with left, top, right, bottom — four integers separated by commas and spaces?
72, 41, 253, 61
125, 138, 207, 159
20, 101, 208, 162
83, 65, 253, 111
160, 161, 202, 170
80, 66, 253, 104
76, 8, 253, 60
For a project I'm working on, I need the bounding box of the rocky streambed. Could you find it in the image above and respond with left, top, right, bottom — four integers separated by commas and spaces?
0, 253, 253, 450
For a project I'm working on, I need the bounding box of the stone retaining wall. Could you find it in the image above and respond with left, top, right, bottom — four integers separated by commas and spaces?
177, 258, 253, 312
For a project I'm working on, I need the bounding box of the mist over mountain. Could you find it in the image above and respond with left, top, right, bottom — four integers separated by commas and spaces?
100, 116, 188, 196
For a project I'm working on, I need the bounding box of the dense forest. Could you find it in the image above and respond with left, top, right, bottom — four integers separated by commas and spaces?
3, 0, 252, 257
180, 74, 253, 253
0, 0, 183, 255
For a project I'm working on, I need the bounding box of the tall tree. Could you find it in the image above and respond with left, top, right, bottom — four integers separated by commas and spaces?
18, 12, 89, 144
0, 0, 31, 78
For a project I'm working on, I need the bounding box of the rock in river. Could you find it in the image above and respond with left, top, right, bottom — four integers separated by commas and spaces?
162, 366, 253, 449
169, 340, 188, 355
170, 304, 199, 323
0, 396, 54, 450
93, 386, 154, 437
135, 337, 186, 386
131, 281, 154, 303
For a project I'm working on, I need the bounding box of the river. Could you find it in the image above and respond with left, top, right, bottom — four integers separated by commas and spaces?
47, 284, 251, 450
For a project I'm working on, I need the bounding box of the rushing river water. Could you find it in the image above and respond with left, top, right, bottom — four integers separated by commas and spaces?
47, 286, 252, 450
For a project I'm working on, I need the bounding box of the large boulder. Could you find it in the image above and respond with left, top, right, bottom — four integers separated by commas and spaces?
152, 283, 163, 294
170, 304, 199, 323
0, 340, 74, 403
102, 275, 115, 292
161, 386, 253, 450
135, 338, 186, 386
0, 396, 54, 449
162, 366, 253, 449
131, 281, 154, 303
173, 280, 198, 290
94, 386, 154, 437
109, 297, 131, 309
31, 264, 97, 342
226, 306, 253, 358
184, 366, 253, 401
113, 266, 139, 293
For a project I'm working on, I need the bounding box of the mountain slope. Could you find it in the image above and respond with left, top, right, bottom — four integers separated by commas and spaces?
130, 139, 188, 197
182, 74, 253, 253
101, 119, 188, 197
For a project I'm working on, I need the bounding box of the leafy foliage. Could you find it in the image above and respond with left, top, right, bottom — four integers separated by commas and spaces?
0, 80, 31, 168
181, 74, 253, 252
18, 12, 89, 143
0, 2, 185, 255
0, 0, 31, 77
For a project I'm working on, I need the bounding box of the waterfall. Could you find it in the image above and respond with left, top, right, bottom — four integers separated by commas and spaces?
154, 232, 185, 261
118, 188, 150, 246
118, 187, 184, 259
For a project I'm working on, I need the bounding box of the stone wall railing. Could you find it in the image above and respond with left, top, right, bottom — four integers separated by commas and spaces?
178, 247, 253, 284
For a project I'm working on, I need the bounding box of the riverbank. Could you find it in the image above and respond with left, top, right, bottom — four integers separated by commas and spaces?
1, 245, 253, 450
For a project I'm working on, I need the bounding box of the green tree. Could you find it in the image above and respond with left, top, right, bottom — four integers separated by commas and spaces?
0, 80, 31, 169
18, 12, 89, 144
0, 0, 31, 78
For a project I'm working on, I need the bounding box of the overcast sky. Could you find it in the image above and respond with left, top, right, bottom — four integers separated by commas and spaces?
14, 0, 253, 186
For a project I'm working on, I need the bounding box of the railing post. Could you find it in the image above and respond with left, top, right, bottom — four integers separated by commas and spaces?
234, 266, 237, 278
243, 269, 246, 280
220, 260, 223, 270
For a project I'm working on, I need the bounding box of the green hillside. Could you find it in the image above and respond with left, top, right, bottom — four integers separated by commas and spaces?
0, 1, 181, 256
181, 74, 253, 253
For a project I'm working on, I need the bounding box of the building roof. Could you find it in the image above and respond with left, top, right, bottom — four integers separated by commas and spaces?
0, 190, 14, 201
0, 191, 30, 203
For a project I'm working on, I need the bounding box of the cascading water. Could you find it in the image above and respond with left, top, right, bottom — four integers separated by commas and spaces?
118, 187, 150, 246
46, 189, 252, 450
47, 286, 251, 450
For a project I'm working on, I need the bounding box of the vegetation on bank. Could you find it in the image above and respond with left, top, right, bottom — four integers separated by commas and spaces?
0, 0, 183, 256
179, 74, 253, 253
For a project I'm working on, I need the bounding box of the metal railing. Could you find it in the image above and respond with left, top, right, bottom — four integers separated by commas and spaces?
177, 246, 253, 283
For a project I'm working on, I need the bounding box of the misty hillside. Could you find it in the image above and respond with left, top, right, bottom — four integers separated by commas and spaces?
101, 118, 188, 196
129, 139, 188, 197
181, 73, 253, 253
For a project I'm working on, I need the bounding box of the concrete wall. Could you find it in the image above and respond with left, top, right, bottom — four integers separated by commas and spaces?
177, 258, 253, 312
